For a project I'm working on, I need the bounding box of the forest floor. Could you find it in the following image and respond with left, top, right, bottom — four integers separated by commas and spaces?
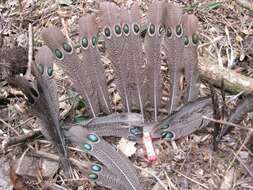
0, 0, 253, 190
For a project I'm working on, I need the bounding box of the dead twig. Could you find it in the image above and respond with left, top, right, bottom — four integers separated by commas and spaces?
1, 130, 41, 152
232, 150, 253, 178
25, 23, 33, 78
173, 169, 209, 189
203, 116, 252, 131
134, 165, 168, 190
226, 130, 253, 172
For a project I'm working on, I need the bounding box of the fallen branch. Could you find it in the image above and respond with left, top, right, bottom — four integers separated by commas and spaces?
1, 130, 41, 152
199, 56, 253, 94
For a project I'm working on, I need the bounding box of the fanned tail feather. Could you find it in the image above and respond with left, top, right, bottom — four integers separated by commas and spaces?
98, 2, 130, 112
79, 15, 111, 114
143, 0, 166, 121
67, 125, 143, 190
164, 3, 184, 114
182, 15, 200, 102
42, 27, 97, 117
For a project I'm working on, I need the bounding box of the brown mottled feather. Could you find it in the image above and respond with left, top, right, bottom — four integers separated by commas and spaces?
152, 97, 212, 140
182, 15, 199, 102
143, 0, 166, 121
34, 46, 59, 114
67, 126, 143, 190
42, 27, 97, 117
10, 46, 72, 177
34, 46, 72, 176
116, 5, 145, 117
76, 161, 125, 189
85, 113, 143, 140
98, 2, 130, 112
79, 15, 111, 114
164, 3, 184, 114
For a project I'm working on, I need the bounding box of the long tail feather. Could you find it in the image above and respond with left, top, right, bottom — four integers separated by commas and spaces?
67, 126, 143, 190
151, 97, 212, 140
74, 159, 126, 189
34, 46, 72, 177
83, 113, 144, 140
143, 0, 166, 121
79, 15, 111, 114
118, 4, 146, 119
98, 2, 130, 112
164, 3, 184, 114
10, 46, 72, 177
182, 15, 200, 102
42, 27, 97, 117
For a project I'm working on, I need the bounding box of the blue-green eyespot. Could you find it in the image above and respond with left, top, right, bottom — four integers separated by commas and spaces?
167, 27, 172, 38
83, 143, 92, 151
162, 131, 174, 140
123, 24, 129, 34
133, 24, 140, 34
87, 134, 99, 142
129, 127, 142, 136
192, 33, 199, 45
54, 49, 64, 60
114, 24, 121, 35
104, 27, 111, 38
175, 25, 183, 37
47, 67, 53, 77
63, 42, 72, 53
81, 36, 89, 49
149, 24, 155, 35
161, 123, 170, 130
91, 36, 97, 47
88, 173, 98, 180
184, 36, 189, 46
91, 164, 102, 172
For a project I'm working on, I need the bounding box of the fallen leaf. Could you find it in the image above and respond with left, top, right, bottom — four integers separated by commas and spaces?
219, 167, 235, 190
117, 138, 137, 157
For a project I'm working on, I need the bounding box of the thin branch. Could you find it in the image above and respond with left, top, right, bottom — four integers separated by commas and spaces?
226, 130, 253, 172
203, 116, 252, 131
0, 118, 19, 135
134, 165, 168, 190
25, 23, 33, 77
1, 130, 41, 152
232, 151, 253, 179
173, 169, 209, 189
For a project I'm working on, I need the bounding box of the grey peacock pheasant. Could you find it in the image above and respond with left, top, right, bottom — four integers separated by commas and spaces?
1, 1, 213, 189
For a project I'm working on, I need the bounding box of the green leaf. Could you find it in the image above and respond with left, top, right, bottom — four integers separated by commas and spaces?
74, 115, 90, 125
67, 89, 86, 109
208, 2, 221, 10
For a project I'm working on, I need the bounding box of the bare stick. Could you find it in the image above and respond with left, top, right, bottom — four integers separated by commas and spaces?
32, 150, 90, 171
25, 23, 33, 77
199, 57, 253, 94
203, 116, 253, 131
232, 151, 253, 178
173, 169, 209, 189
226, 130, 253, 172
1, 130, 41, 152
134, 165, 168, 190
0, 118, 19, 135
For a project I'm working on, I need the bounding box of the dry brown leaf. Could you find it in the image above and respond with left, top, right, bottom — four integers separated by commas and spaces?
219, 167, 236, 190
